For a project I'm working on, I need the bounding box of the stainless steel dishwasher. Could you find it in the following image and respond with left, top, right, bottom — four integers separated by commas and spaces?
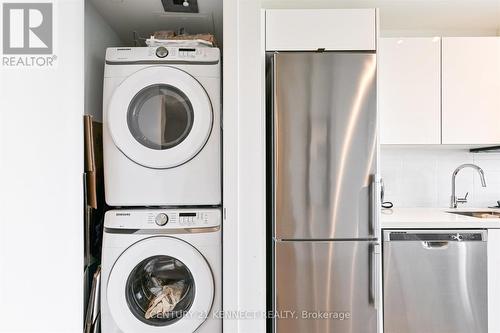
383, 230, 487, 333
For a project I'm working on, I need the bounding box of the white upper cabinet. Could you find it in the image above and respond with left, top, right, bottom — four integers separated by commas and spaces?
442, 37, 500, 144
379, 38, 441, 144
265, 9, 376, 51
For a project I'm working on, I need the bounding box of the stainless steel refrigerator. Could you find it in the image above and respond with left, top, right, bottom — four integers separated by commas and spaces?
267, 51, 381, 333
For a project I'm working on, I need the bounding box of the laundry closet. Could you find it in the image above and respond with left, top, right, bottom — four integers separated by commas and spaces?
84, 1, 224, 332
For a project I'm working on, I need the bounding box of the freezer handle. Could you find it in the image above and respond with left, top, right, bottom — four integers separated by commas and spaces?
369, 243, 381, 309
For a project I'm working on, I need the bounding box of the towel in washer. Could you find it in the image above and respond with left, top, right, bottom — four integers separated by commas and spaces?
145, 281, 185, 319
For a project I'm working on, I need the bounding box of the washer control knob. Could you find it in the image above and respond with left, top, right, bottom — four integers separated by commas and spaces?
156, 47, 169, 58
155, 213, 169, 226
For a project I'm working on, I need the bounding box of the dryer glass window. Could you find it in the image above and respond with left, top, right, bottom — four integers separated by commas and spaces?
127, 84, 194, 150
125, 255, 195, 326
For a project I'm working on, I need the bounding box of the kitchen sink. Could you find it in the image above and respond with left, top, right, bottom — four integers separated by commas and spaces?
447, 211, 500, 219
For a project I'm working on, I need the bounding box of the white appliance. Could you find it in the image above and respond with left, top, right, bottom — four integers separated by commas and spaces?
103, 47, 221, 206
101, 208, 221, 333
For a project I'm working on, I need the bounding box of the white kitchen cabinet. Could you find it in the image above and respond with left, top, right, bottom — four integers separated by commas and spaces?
379, 38, 441, 144
442, 37, 500, 144
265, 9, 376, 51
489, 229, 500, 333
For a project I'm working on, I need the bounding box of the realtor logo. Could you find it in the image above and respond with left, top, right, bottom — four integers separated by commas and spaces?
2, 3, 53, 54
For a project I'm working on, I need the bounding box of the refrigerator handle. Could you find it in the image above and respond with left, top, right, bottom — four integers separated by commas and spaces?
370, 174, 382, 237
369, 243, 381, 309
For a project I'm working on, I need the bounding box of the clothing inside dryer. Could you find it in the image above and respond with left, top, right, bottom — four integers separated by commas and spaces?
127, 84, 194, 150
125, 255, 195, 326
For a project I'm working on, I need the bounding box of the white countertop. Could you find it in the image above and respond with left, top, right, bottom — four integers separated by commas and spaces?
381, 207, 500, 229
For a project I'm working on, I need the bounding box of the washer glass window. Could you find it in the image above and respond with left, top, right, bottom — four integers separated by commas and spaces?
127, 84, 194, 150
125, 255, 195, 326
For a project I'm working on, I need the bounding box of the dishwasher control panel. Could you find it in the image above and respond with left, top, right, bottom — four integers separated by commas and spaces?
384, 230, 487, 242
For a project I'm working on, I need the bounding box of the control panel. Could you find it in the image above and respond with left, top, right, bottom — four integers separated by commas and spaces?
386, 230, 486, 242
105, 208, 221, 230
106, 46, 220, 64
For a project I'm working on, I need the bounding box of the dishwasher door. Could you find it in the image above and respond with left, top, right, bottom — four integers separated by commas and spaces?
383, 230, 487, 333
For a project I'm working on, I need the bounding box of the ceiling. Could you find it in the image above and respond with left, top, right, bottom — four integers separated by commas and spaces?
90, 0, 500, 47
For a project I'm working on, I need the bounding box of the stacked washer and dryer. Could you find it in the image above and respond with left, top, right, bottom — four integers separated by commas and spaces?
101, 46, 222, 333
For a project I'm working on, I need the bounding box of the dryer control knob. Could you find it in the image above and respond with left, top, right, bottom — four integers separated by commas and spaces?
156, 47, 169, 58
155, 213, 169, 226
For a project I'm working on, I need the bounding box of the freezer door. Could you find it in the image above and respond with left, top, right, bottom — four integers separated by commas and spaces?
272, 52, 378, 240
274, 240, 379, 333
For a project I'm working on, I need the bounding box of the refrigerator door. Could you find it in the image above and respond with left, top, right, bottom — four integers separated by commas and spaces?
272, 52, 378, 240
274, 240, 379, 333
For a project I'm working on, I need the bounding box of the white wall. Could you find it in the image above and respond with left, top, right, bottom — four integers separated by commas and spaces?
223, 1, 267, 333
381, 28, 499, 37
85, 1, 121, 121
381, 147, 500, 208
0, 0, 84, 332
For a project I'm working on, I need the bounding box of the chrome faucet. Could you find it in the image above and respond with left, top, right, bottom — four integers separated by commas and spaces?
450, 163, 487, 208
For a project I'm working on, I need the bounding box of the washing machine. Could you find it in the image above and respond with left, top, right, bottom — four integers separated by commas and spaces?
103, 47, 221, 206
101, 208, 221, 333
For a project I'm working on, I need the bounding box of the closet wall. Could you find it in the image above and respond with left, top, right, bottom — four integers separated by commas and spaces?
0, 1, 84, 331
85, 1, 122, 121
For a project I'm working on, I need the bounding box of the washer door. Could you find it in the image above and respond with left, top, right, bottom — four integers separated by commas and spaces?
107, 237, 214, 332
107, 66, 213, 169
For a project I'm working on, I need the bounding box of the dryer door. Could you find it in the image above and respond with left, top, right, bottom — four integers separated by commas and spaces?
107, 66, 213, 169
107, 236, 214, 332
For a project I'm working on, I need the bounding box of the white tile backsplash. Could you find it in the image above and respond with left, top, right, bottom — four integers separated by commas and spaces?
381, 146, 500, 208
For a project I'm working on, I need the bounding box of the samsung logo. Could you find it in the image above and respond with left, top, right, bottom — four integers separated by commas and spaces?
116, 213, 130, 216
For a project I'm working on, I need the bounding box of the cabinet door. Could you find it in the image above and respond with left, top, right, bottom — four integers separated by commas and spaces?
379, 38, 441, 144
265, 9, 376, 51
442, 37, 500, 144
